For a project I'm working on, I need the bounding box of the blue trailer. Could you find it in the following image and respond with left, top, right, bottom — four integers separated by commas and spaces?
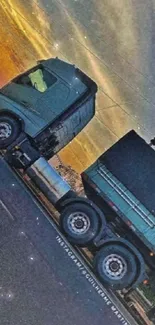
80, 130, 155, 289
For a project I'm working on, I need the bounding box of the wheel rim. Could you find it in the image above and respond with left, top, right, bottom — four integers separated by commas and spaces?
0, 122, 12, 140
67, 211, 91, 235
102, 253, 127, 280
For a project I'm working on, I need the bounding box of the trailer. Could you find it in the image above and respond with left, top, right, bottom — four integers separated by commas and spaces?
0, 157, 137, 325
81, 130, 155, 288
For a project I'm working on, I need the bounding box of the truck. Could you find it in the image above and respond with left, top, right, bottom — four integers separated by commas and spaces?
0, 156, 136, 325
1, 58, 154, 293
3, 127, 155, 293
0, 57, 97, 158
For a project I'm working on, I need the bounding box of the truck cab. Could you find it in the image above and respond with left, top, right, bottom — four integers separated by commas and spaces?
0, 57, 97, 159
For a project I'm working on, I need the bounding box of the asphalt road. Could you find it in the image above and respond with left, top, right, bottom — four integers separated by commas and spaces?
0, 0, 155, 173
0, 157, 138, 325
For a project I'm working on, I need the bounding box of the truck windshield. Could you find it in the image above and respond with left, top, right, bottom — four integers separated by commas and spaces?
16, 67, 57, 93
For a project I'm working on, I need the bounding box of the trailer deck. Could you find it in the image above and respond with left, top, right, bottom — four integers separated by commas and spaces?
0, 157, 137, 325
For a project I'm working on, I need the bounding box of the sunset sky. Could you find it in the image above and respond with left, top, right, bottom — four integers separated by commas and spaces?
0, 0, 154, 172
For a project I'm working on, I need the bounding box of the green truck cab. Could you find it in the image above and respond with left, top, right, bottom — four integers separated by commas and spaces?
0, 57, 97, 158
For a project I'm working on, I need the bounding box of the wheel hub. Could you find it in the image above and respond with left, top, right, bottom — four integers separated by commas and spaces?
109, 261, 120, 272
0, 122, 12, 140
67, 212, 90, 234
102, 253, 127, 280
74, 219, 85, 229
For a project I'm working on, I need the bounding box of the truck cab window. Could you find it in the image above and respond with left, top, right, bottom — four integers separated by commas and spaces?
17, 68, 57, 93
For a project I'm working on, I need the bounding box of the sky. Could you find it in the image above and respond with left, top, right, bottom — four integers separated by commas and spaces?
0, 0, 154, 172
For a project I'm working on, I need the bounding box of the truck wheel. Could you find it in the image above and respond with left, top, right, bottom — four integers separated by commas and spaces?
60, 203, 100, 246
0, 115, 21, 149
94, 244, 137, 290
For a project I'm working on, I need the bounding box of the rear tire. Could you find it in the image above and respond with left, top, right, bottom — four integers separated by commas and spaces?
0, 115, 21, 149
60, 202, 101, 246
94, 244, 138, 290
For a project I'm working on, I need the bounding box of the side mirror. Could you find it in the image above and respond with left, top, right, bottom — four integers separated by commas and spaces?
37, 59, 45, 64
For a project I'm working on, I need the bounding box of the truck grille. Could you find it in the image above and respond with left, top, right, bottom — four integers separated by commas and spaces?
51, 95, 95, 154
35, 92, 96, 159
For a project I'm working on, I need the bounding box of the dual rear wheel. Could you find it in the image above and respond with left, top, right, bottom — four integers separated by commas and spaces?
60, 202, 138, 290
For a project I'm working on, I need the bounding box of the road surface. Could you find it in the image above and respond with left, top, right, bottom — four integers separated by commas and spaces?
0, 0, 154, 173
0, 157, 138, 325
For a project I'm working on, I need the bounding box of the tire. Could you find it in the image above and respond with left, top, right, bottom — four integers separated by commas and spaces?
0, 115, 21, 149
94, 244, 138, 290
60, 202, 100, 246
